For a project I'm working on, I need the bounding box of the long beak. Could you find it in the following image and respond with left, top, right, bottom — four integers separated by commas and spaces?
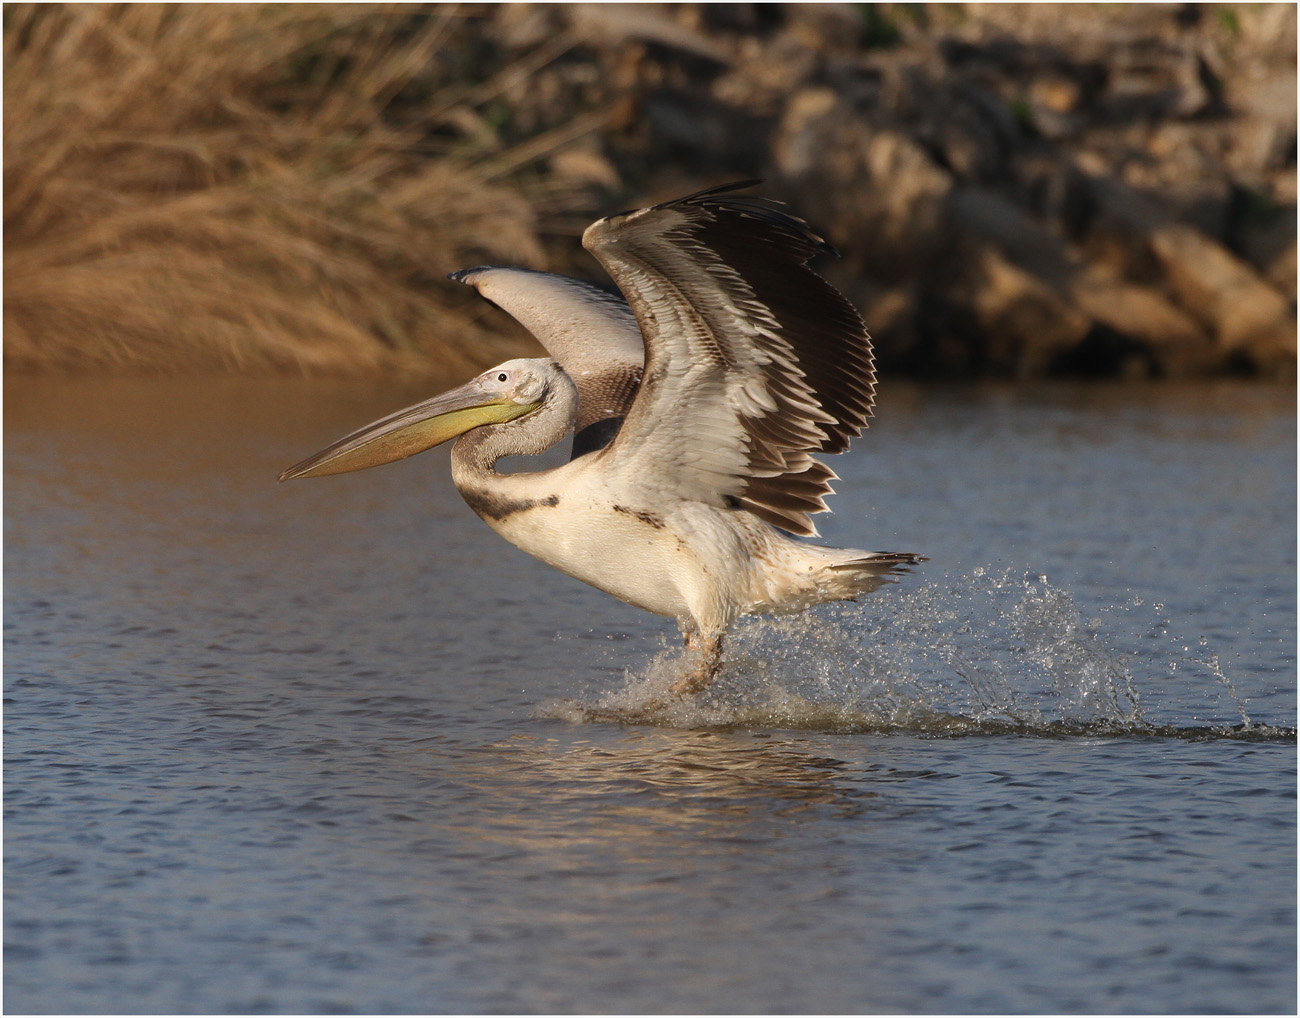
279, 380, 539, 481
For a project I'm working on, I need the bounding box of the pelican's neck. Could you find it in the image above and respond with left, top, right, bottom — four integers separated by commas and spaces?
450, 375, 576, 485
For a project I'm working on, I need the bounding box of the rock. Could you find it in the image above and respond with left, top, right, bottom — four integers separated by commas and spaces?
768, 87, 839, 179
565, 4, 727, 63
1265, 242, 1297, 302
948, 186, 1074, 285
958, 244, 1093, 376
1068, 267, 1217, 374
1149, 224, 1296, 367
772, 103, 954, 284
1229, 184, 1297, 300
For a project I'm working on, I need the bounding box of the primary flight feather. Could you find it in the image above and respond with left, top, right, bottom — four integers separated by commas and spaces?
281, 182, 922, 694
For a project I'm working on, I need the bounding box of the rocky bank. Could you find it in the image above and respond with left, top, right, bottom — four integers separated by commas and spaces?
483, 3, 1296, 379
5, 3, 1295, 379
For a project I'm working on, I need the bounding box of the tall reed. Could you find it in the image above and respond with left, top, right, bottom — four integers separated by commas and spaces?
4, 4, 552, 374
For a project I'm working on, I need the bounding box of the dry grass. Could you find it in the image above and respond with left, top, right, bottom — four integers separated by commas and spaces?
3, 3, 577, 375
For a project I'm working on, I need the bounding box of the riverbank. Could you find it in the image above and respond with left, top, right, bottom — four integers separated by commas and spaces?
4, 4, 1294, 379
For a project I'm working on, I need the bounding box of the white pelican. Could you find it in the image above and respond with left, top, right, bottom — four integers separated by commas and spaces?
280, 182, 922, 694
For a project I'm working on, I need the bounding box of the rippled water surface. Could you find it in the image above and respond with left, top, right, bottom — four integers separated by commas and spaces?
5, 376, 1295, 1014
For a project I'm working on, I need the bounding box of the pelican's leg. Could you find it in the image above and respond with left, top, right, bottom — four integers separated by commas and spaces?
671, 631, 725, 697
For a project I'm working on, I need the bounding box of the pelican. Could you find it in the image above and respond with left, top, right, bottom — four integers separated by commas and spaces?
280, 182, 922, 695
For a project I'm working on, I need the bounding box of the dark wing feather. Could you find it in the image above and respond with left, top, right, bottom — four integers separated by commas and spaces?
582, 182, 875, 536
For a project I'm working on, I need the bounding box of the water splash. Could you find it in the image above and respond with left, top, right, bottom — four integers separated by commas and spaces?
539, 569, 1293, 742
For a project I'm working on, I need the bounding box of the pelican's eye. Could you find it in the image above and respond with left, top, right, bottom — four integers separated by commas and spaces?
496, 372, 509, 383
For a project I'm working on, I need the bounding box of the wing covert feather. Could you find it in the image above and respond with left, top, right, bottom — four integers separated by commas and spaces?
582, 183, 875, 536
449, 266, 643, 439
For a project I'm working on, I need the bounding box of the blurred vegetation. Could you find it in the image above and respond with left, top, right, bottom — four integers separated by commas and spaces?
3, 4, 564, 376
3, 3, 1295, 379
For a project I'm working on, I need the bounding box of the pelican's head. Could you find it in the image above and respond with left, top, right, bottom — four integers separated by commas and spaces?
279, 358, 556, 481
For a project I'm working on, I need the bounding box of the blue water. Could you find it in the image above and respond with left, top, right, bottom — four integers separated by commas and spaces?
5, 376, 1295, 1013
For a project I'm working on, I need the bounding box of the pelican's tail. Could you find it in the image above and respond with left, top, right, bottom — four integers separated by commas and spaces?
822, 548, 926, 598
755, 540, 926, 614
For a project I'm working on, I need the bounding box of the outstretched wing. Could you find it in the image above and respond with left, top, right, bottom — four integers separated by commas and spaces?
449, 267, 643, 455
582, 181, 875, 536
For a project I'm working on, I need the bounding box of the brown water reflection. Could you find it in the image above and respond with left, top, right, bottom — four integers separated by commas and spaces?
483, 730, 867, 824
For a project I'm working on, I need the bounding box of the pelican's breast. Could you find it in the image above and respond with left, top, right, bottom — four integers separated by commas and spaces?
460, 464, 695, 621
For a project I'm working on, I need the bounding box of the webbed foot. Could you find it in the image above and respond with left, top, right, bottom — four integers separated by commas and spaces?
669, 632, 724, 697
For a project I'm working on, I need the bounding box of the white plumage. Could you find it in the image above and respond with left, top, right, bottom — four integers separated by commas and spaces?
282, 182, 922, 694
